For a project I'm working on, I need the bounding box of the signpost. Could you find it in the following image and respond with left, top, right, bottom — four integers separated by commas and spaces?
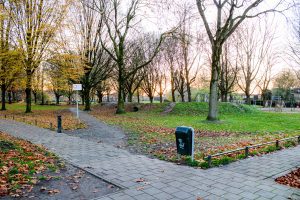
72, 84, 82, 118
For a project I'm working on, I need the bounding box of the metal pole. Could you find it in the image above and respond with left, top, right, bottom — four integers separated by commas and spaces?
76, 90, 79, 118
57, 116, 62, 133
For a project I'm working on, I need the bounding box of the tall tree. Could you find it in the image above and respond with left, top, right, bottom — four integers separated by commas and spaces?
163, 36, 178, 102
96, 0, 170, 114
0, 0, 23, 110
76, 0, 113, 111
10, 0, 68, 112
219, 41, 238, 102
236, 21, 275, 104
196, 0, 288, 121
176, 3, 199, 102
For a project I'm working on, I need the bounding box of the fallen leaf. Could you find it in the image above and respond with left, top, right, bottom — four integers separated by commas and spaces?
136, 186, 144, 191
135, 178, 145, 183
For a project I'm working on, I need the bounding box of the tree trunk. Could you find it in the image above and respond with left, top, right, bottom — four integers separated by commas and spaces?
12, 91, 17, 102
128, 92, 133, 103
149, 96, 153, 104
207, 46, 221, 121
68, 95, 71, 105
98, 92, 103, 103
137, 89, 140, 103
171, 87, 176, 102
246, 95, 251, 105
8, 91, 12, 104
84, 88, 91, 111
159, 93, 163, 103
106, 93, 110, 102
1, 83, 6, 111
225, 93, 228, 102
221, 92, 228, 102
187, 83, 192, 102
181, 94, 185, 102
41, 91, 44, 105
55, 94, 60, 105
33, 92, 37, 104
170, 68, 176, 102
81, 95, 85, 105
116, 62, 126, 113
25, 74, 32, 113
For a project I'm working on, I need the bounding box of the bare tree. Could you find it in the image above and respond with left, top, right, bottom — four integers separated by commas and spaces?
124, 40, 146, 102
236, 21, 275, 104
163, 36, 179, 102
75, 0, 113, 111
175, 3, 199, 102
92, 0, 171, 114
141, 65, 158, 103
219, 41, 239, 102
174, 67, 186, 102
196, 0, 289, 121
288, 4, 300, 79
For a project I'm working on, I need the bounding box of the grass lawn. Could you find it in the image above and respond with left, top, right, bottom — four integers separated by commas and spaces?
4, 103, 70, 111
91, 102, 300, 167
0, 103, 85, 130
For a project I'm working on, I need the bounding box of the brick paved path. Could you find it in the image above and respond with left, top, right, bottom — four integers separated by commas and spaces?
0, 119, 299, 200
64, 108, 125, 146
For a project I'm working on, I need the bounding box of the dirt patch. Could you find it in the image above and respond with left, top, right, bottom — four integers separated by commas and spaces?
161, 102, 176, 115
1, 163, 120, 200
275, 168, 300, 189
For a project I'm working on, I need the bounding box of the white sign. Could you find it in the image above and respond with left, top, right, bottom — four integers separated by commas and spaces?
73, 84, 82, 91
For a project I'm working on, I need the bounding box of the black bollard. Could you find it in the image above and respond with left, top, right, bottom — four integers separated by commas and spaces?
57, 116, 62, 133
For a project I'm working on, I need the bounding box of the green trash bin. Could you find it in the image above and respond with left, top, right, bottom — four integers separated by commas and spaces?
175, 126, 194, 157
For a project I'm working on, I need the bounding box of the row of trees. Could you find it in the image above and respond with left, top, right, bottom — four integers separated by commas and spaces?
0, 0, 299, 122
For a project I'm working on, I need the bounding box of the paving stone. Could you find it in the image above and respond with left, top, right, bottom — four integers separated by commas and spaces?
239, 191, 259, 199
171, 191, 193, 199
1, 118, 300, 200
152, 192, 173, 200
222, 192, 243, 200
255, 190, 277, 199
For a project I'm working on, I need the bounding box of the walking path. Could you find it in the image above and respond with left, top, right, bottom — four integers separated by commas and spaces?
64, 108, 125, 147
0, 118, 299, 200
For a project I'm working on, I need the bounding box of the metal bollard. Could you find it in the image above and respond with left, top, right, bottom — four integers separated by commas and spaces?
245, 146, 249, 158
207, 155, 212, 168
50, 122, 53, 130
57, 116, 62, 133
298, 136, 300, 145
35, 119, 37, 125
276, 140, 279, 149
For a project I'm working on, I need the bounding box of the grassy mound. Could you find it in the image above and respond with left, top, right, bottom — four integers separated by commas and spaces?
170, 102, 259, 116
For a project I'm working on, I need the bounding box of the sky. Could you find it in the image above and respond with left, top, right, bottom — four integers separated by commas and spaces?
135, 0, 298, 93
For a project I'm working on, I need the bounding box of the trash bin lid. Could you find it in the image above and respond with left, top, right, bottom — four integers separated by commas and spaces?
175, 126, 193, 134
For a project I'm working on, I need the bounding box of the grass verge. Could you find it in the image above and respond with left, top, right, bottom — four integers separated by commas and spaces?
91, 102, 300, 168
0, 131, 63, 197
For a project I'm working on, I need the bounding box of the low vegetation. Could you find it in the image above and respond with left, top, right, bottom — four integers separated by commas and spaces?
91, 102, 300, 168
0, 104, 85, 130
0, 131, 62, 197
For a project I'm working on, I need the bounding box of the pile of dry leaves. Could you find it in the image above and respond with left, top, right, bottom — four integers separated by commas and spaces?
0, 132, 59, 197
275, 168, 300, 189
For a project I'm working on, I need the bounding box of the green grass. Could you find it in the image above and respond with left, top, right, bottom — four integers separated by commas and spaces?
92, 102, 300, 167
118, 102, 300, 134
4, 103, 69, 111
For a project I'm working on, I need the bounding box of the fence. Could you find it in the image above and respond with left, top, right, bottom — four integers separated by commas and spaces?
1, 114, 82, 132
205, 136, 300, 167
